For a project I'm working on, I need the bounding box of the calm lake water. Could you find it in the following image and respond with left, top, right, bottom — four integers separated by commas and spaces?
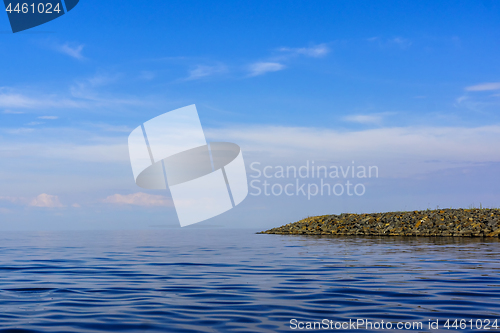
0, 229, 499, 332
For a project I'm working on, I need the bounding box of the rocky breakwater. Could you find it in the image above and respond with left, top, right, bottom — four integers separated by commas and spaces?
259, 208, 500, 237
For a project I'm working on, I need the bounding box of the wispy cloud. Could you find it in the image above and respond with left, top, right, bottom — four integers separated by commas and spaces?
278, 43, 330, 58
0, 73, 144, 112
343, 115, 382, 125
0, 131, 129, 163
0, 91, 83, 109
30, 194, 64, 208
465, 82, 500, 92
343, 112, 395, 125
4, 128, 35, 135
103, 193, 173, 207
391, 37, 412, 48
0, 93, 36, 108
69, 73, 146, 107
206, 124, 500, 177
186, 64, 227, 80
367, 36, 412, 49
177, 43, 328, 80
55, 42, 85, 60
248, 62, 285, 77
455, 82, 500, 111
38, 116, 58, 120
85, 73, 118, 87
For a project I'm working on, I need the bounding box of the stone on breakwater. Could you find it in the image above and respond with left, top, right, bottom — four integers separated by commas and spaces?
258, 208, 500, 237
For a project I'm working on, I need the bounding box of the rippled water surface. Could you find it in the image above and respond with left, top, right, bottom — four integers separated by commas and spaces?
0, 229, 499, 332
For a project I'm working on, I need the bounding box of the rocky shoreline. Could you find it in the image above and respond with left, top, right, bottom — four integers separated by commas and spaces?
258, 208, 500, 237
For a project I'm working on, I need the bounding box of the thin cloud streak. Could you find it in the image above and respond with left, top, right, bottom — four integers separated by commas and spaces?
56, 43, 85, 60
465, 82, 500, 91
343, 112, 395, 125
4, 123, 500, 174
0, 73, 148, 111
343, 115, 382, 125
366, 36, 412, 49
206, 124, 500, 177
178, 43, 329, 80
186, 64, 227, 80
69, 74, 147, 107
278, 43, 330, 57
248, 62, 285, 77
0, 92, 84, 109
103, 193, 173, 207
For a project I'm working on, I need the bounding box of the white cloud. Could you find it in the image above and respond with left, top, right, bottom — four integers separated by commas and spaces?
391, 37, 412, 47
38, 116, 58, 120
4, 128, 35, 135
0, 93, 36, 108
26, 121, 44, 126
343, 112, 395, 125
367, 37, 412, 49
3, 110, 24, 114
465, 82, 500, 92
186, 64, 227, 80
86, 73, 118, 87
0, 75, 147, 112
278, 44, 330, 58
0, 92, 83, 109
245, 43, 329, 77
30, 194, 64, 208
68, 73, 119, 101
0, 142, 129, 163
103, 192, 172, 207
206, 124, 500, 178
171, 43, 328, 80
69, 74, 146, 107
4, 121, 500, 180
0, 126, 130, 163
248, 62, 285, 77
56, 43, 85, 60
343, 114, 382, 125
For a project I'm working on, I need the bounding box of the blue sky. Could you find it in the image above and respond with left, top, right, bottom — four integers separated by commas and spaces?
1, 0, 500, 230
